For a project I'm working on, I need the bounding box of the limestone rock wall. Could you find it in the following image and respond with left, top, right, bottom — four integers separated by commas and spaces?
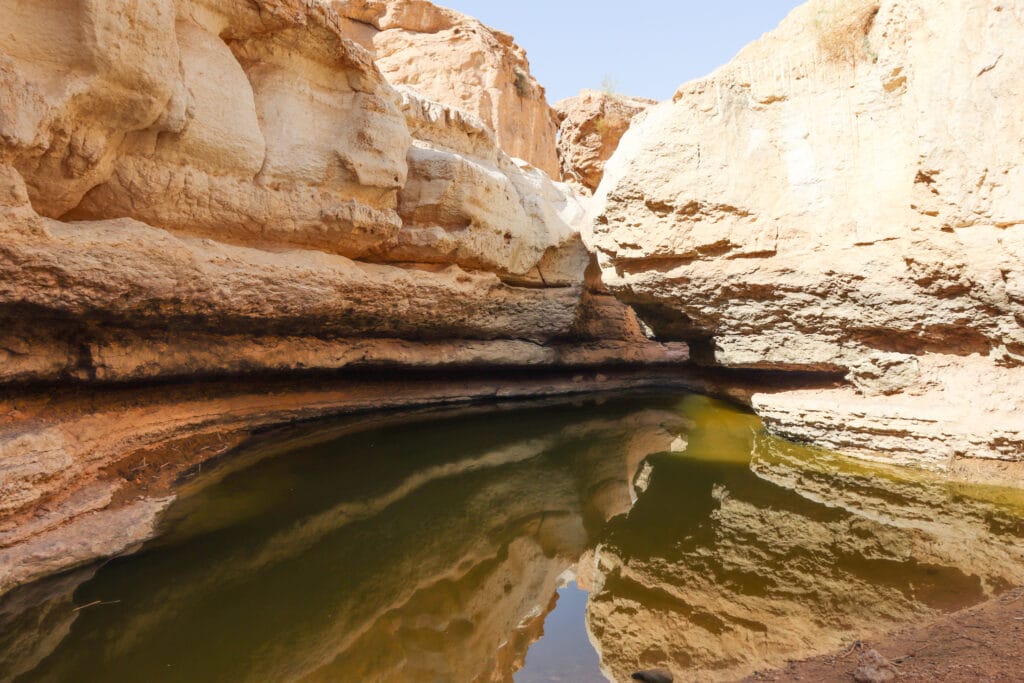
0, 0, 679, 386
3, 0, 410, 255
332, 0, 561, 177
589, 0, 1024, 467
0, 0, 691, 596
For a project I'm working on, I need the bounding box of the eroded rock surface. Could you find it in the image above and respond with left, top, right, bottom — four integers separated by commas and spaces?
333, 0, 560, 177
589, 0, 1024, 466
0, 0, 678, 387
0, 0, 687, 595
555, 90, 655, 193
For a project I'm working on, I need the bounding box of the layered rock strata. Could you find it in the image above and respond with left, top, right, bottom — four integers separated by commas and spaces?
589, 0, 1024, 469
0, 0, 687, 594
0, 0, 679, 386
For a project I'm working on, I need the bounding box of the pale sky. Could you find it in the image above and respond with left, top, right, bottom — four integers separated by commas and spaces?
438, 0, 804, 103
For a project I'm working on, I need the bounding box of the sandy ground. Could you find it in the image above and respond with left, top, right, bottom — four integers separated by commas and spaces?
745, 588, 1024, 682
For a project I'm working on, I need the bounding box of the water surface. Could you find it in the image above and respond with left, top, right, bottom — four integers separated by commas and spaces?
5, 394, 1024, 682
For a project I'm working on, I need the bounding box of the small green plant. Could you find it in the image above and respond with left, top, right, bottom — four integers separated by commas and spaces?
513, 68, 530, 97
814, 0, 880, 65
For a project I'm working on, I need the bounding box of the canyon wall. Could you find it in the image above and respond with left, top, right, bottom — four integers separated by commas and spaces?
0, 0, 679, 386
332, 0, 561, 177
589, 0, 1024, 471
4, 0, 1023, 604
0, 0, 689, 595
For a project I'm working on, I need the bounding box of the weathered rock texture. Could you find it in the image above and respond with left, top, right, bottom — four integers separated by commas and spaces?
0, 0, 690, 595
0, 0, 679, 387
554, 90, 655, 193
590, 0, 1024, 468
332, 0, 560, 177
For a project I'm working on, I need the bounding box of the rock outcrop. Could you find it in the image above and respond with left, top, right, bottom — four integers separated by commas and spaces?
555, 90, 655, 193
4, 0, 1023, 612
0, 0, 690, 595
332, 0, 560, 177
0, 0, 679, 387
589, 0, 1024, 469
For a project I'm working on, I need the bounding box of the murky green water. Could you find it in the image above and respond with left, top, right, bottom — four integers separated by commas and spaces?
4, 394, 1024, 682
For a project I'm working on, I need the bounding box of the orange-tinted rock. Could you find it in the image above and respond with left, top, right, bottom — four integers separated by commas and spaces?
333, 0, 561, 176
555, 90, 655, 193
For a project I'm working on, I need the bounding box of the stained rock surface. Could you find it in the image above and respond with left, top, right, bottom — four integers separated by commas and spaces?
589, 0, 1024, 468
555, 89, 655, 193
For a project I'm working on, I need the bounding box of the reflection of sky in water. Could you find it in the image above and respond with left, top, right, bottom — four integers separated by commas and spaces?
515, 582, 606, 683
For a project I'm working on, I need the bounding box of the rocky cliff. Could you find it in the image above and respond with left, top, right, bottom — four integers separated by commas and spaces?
333, 0, 561, 177
0, 0, 680, 386
0, 0, 692, 596
3, 0, 1023, 607
590, 0, 1024, 471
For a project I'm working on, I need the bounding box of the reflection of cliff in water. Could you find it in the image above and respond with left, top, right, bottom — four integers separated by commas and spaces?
6, 395, 1024, 683
586, 398, 1024, 682
5, 399, 687, 683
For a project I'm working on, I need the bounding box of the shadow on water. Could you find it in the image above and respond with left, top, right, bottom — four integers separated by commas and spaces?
3, 393, 1024, 682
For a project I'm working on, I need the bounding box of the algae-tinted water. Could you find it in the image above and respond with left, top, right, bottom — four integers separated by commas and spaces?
5, 394, 1024, 682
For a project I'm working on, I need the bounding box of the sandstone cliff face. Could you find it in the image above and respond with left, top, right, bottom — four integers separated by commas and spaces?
554, 90, 655, 193
590, 0, 1024, 468
0, 0, 676, 386
332, 0, 560, 177
0, 0, 688, 595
